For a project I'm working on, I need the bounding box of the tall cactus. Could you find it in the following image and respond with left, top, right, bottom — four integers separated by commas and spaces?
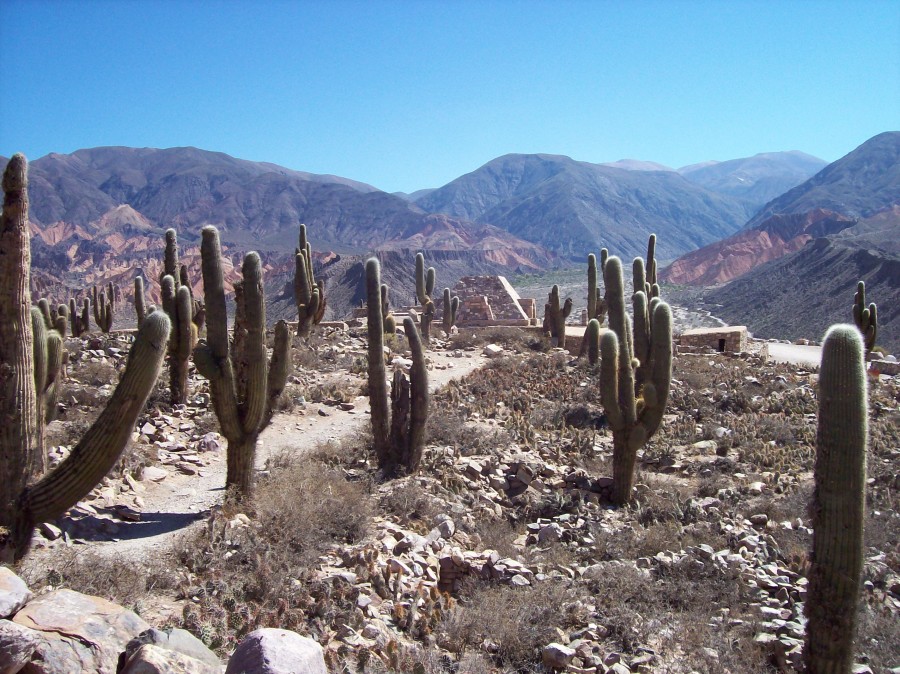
852, 281, 877, 355
193, 226, 291, 496
294, 224, 326, 338
804, 325, 867, 674
414, 253, 436, 344
585, 318, 601, 365
381, 283, 397, 334
0, 154, 170, 561
442, 288, 460, 336
544, 285, 573, 348
600, 256, 673, 505
366, 258, 429, 476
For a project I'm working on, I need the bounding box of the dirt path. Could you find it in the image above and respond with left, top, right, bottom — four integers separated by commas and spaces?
74, 349, 487, 559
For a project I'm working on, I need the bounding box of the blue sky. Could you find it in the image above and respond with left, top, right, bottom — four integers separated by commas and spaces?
1, 0, 897, 193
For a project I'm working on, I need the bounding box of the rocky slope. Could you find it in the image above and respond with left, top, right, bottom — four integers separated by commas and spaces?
663, 132, 900, 286
414, 153, 751, 261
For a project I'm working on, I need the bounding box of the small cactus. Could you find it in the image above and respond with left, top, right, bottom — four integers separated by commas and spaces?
852, 281, 877, 355
193, 226, 291, 495
585, 318, 601, 365
442, 288, 459, 336
381, 283, 396, 334
544, 285, 573, 348
294, 223, 326, 338
805, 324, 867, 673
134, 276, 146, 327
92, 284, 113, 333
366, 258, 429, 476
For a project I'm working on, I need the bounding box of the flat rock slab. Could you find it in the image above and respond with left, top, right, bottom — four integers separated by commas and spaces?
0, 618, 40, 673
121, 643, 223, 674
12, 588, 149, 674
225, 629, 326, 674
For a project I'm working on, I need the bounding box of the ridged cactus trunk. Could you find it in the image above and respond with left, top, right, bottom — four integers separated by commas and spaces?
381, 283, 397, 334
585, 318, 601, 365
194, 226, 291, 496
294, 224, 325, 338
600, 256, 673, 505
134, 277, 146, 327
92, 283, 114, 333
414, 253, 436, 344
805, 325, 867, 674
0, 155, 170, 561
366, 258, 429, 476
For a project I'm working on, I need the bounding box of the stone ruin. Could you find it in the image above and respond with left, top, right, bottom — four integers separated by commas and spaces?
680, 326, 748, 353
436, 276, 538, 327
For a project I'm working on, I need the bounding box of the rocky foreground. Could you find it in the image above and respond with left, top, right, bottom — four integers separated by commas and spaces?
4, 326, 899, 673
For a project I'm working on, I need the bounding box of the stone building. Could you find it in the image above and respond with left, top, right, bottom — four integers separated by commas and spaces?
680, 326, 749, 353
438, 276, 536, 327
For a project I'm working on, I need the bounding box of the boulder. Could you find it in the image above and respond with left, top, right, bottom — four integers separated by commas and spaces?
11, 589, 149, 674
124, 628, 221, 667
121, 644, 222, 674
0, 568, 32, 619
225, 629, 326, 674
0, 619, 40, 674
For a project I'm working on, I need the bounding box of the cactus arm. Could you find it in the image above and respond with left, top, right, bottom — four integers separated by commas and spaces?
415, 253, 427, 305
23, 311, 170, 524
587, 254, 598, 320
163, 228, 179, 283
264, 320, 291, 424
403, 317, 429, 471
81, 299, 90, 336
632, 290, 650, 388
367, 259, 391, 460
37, 299, 52, 329
425, 267, 436, 298
44, 330, 63, 424
646, 233, 657, 286
635, 301, 672, 440
599, 331, 624, 430
805, 325, 867, 673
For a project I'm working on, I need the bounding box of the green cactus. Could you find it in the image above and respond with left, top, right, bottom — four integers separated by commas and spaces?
585, 318, 601, 365
804, 324, 867, 674
161, 275, 194, 404
134, 277, 146, 327
37, 298, 53, 330
294, 224, 326, 338
163, 228, 179, 283
366, 258, 429, 476
193, 226, 291, 496
53, 303, 68, 338
381, 282, 397, 334
442, 288, 459, 336
544, 285, 573, 348
600, 256, 673, 505
92, 284, 113, 333
0, 154, 171, 561
646, 233, 658, 296
415, 253, 435, 307
852, 281, 877, 355
80, 298, 91, 336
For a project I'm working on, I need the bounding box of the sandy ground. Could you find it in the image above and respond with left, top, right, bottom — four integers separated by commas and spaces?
75, 349, 488, 559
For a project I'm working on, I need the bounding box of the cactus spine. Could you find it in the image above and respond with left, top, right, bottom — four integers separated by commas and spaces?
193, 226, 290, 496
442, 288, 459, 336
366, 258, 429, 475
544, 285, 573, 348
600, 256, 673, 505
1, 155, 170, 561
294, 224, 326, 338
804, 325, 867, 674
852, 281, 877, 355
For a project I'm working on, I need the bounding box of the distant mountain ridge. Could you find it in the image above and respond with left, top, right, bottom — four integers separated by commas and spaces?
414, 153, 751, 261
663, 132, 899, 286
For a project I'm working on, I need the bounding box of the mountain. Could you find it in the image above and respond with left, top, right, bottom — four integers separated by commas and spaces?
599, 159, 674, 172
14, 146, 555, 321
742, 132, 900, 230
663, 132, 900, 286
414, 153, 750, 261
704, 226, 900, 354
677, 151, 826, 214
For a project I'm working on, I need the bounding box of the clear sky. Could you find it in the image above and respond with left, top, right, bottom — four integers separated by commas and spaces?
1, 0, 897, 193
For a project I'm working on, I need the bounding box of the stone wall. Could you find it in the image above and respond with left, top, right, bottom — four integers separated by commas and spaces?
439, 276, 533, 327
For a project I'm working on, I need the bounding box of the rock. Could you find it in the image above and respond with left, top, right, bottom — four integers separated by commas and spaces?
0, 619, 40, 673
483, 344, 503, 358
750, 514, 769, 527
38, 522, 62, 541
542, 642, 575, 669
141, 466, 168, 482
198, 433, 223, 453
225, 628, 326, 674
124, 627, 221, 667
0, 568, 32, 619
121, 644, 221, 674
538, 523, 563, 544
12, 589, 150, 674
